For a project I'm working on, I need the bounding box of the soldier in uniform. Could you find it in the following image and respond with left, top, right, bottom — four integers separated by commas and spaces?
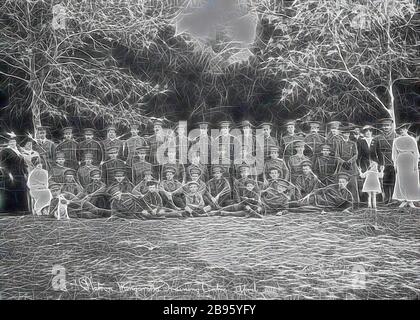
287, 140, 310, 183
101, 146, 127, 186
142, 180, 184, 218
257, 122, 278, 160
61, 168, 84, 197
55, 127, 78, 170
207, 165, 232, 208
280, 120, 298, 163
160, 147, 186, 183
77, 152, 99, 188
261, 178, 293, 214
189, 121, 212, 168
48, 151, 69, 183
147, 119, 169, 179
33, 126, 56, 171
132, 168, 157, 197
326, 121, 344, 156
304, 120, 326, 160
313, 144, 342, 186
298, 172, 354, 212
187, 150, 209, 182
158, 166, 185, 210
120, 122, 147, 167
213, 121, 240, 178
183, 181, 212, 217
82, 168, 109, 209
295, 160, 322, 198
77, 128, 103, 166
131, 146, 152, 185
376, 118, 397, 204
49, 182, 112, 219
214, 179, 264, 218
336, 127, 359, 203
102, 125, 123, 162
263, 145, 289, 182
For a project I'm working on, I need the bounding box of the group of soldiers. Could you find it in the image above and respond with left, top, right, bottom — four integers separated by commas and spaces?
4, 117, 401, 219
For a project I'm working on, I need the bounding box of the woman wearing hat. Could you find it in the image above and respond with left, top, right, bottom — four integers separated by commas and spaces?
0, 136, 29, 213
19, 136, 40, 173
391, 123, 420, 207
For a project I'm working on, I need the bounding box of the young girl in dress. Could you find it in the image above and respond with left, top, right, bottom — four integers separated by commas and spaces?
358, 161, 384, 210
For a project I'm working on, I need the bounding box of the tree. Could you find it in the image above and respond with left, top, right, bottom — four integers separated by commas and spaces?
0, 0, 178, 130
257, 0, 419, 125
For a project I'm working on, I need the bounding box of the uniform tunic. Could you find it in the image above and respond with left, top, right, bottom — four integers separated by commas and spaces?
313, 155, 342, 186
77, 139, 103, 166
264, 158, 290, 181
280, 134, 296, 161
33, 139, 56, 171
102, 138, 124, 161
207, 177, 231, 207
61, 181, 84, 196
101, 159, 126, 186
326, 133, 343, 156
132, 160, 153, 185
304, 133, 326, 156
295, 172, 321, 197
377, 132, 396, 186
49, 164, 70, 183
55, 139, 78, 169
302, 184, 353, 210
77, 164, 99, 188
288, 154, 310, 183
120, 135, 147, 167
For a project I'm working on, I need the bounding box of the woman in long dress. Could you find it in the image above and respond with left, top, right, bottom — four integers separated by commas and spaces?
27, 157, 52, 215
392, 124, 420, 208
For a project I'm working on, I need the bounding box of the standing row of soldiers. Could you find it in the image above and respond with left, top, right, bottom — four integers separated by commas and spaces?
25, 117, 399, 217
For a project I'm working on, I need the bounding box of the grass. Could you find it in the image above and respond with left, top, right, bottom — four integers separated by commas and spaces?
0, 208, 419, 300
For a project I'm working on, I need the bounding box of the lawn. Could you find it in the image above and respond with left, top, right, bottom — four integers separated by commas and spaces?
0, 208, 419, 300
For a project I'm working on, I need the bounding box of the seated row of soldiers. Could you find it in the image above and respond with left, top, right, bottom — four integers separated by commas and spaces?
48, 153, 354, 219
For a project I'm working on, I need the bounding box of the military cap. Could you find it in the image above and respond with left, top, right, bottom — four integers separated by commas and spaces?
293, 140, 306, 148
320, 144, 332, 150
62, 127, 73, 133
90, 168, 101, 177
107, 146, 120, 154
163, 166, 177, 174
64, 168, 76, 176
239, 120, 254, 128
146, 180, 158, 186
219, 121, 231, 128
328, 121, 341, 129
196, 121, 210, 129
84, 152, 94, 159
49, 182, 62, 191
337, 172, 351, 181
56, 151, 65, 159
340, 126, 352, 133
295, 131, 306, 138
153, 119, 164, 126
36, 125, 48, 132
307, 120, 321, 127
378, 118, 394, 125
361, 125, 375, 132
187, 181, 200, 187
284, 120, 296, 127
244, 179, 257, 186
259, 122, 273, 129
300, 160, 312, 168
189, 166, 203, 175
114, 168, 126, 177
83, 128, 95, 134
136, 146, 150, 153
106, 125, 117, 132
237, 163, 250, 171
212, 165, 225, 173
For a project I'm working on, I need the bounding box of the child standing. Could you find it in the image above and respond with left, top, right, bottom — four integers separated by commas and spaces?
359, 161, 384, 210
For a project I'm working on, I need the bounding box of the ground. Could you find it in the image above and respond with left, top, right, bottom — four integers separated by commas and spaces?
0, 208, 419, 300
